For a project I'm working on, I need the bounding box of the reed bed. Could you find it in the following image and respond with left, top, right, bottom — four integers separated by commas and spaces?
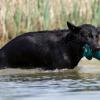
0, 0, 100, 46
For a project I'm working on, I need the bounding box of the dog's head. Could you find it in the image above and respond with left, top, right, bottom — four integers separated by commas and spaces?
67, 22, 100, 51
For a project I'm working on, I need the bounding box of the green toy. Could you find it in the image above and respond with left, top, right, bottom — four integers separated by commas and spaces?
83, 44, 100, 60
83, 44, 93, 60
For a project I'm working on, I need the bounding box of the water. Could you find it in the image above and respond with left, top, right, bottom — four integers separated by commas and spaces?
0, 59, 100, 100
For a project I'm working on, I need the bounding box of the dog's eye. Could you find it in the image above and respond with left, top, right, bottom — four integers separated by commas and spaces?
88, 34, 93, 38
96, 35, 98, 38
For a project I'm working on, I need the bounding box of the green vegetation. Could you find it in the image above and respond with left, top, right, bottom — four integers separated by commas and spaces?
0, 0, 100, 46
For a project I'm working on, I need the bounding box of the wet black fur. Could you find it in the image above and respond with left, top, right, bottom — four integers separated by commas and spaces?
0, 22, 100, 70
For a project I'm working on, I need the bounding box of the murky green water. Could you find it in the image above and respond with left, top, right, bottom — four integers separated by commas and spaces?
0, 59, 100, 100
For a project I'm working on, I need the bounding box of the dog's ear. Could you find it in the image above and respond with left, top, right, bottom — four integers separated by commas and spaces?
67, 22, 80, 32
97, 27, 100, 34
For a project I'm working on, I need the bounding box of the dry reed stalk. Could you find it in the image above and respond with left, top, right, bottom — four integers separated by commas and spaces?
0, 0, 99, 46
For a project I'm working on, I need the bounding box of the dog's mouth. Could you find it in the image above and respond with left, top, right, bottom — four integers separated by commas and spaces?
92, 46, 100, 52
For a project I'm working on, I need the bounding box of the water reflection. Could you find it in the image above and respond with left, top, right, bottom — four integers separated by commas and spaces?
0, 78, 100, 100
0, 67, 100, 100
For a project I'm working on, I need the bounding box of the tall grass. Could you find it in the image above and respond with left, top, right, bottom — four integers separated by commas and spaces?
0, 0, 100, 46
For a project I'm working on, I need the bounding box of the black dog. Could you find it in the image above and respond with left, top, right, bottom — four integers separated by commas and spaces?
0, 22, 100, 69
